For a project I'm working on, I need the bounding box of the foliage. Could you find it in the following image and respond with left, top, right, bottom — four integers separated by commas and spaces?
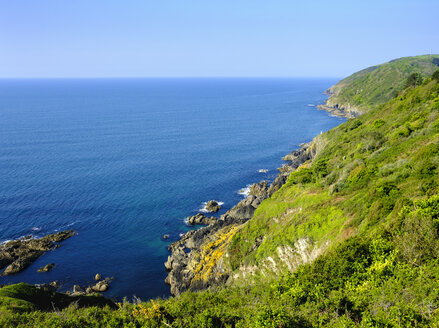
2, 66, 439, 327
326, 54, 439, 112
404, 72, 424, 88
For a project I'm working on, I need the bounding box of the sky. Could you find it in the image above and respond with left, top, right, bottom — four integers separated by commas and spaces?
1, 0, 439, 78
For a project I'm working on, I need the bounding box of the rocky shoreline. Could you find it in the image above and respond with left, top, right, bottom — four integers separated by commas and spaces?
316, 90, 362, 119
0, 230, 75, 276
164, 137, 323, 296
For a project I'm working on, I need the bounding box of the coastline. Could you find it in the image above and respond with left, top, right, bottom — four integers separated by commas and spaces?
316, 90, 362, 119
163, 91, 353, 295
164, 134, 327, 295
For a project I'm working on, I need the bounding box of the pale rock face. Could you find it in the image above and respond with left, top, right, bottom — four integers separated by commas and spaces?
164, 136, 325, 295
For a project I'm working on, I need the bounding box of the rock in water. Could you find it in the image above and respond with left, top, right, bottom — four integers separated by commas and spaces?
205, 200, 221, 212
164, 139, 321, 296
95, 273, 102, 281
92, 280, 109, 292
0, 230, 75, 276
37, 263, 55, 272
187, 213, 217, 225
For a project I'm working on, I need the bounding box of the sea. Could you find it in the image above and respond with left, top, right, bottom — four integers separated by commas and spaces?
0, 78, 344, 300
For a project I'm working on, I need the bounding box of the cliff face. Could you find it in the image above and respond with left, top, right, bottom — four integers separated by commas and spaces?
164, 137, 324, 295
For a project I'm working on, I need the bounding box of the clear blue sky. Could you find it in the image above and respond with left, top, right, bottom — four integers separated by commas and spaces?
1, 0, 438, 78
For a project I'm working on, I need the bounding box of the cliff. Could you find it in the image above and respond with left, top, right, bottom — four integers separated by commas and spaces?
164, 137, 323, 295
318, 54, 439, 117
3, 60, 439, 327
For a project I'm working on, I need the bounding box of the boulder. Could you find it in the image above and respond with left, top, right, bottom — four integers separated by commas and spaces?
37, 263, 55, 272
249, 181, 268, 198
92, 281, 109, 292
187, 213, 217, 226
94, 273, 102, 281
205, 200, 222, 212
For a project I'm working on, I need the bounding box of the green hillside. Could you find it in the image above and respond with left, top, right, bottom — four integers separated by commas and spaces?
2, 64, 439, 327
321, 54, 439, 116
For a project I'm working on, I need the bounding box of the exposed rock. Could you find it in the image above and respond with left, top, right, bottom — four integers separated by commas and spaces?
86, 287, 93, 294
0, 230, 75, 276
37, 263, 55, 272
92, 280, 109, 292
163, 234, 170, 240
73, 285, 83, 293
205, 200, 222, 212
164, 137, 324, 296
94, 273, 102, 281
186, 213, 217, 226
249, 181, 268, 198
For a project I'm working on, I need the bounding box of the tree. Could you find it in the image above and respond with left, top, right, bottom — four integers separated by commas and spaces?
404, 72, 423, 88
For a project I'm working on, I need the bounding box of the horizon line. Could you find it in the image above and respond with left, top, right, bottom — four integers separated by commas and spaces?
0, 76, 342, 80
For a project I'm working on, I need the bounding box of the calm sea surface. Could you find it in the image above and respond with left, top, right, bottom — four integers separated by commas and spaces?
0, 78, 344, 300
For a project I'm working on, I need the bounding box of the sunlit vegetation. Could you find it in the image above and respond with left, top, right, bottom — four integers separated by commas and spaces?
2, 70, 439, 327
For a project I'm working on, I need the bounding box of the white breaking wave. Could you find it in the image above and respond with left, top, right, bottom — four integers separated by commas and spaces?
258, 169, 268, 173
199, 201, 224, 213
238, 185, 252, 197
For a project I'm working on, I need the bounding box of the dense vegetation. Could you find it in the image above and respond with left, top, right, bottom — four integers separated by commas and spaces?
2, 62, 439, 327
326, 54, 439, 113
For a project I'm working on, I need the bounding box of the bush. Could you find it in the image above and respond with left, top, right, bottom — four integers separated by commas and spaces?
405, 72, 423, 88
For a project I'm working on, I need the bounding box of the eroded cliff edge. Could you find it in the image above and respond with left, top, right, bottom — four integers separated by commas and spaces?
164, 136, 325, 296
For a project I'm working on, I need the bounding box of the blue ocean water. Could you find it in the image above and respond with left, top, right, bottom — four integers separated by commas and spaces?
0, 78, 344, 300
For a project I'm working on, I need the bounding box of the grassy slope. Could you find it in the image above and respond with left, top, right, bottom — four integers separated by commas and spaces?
2, 70, 439, 327
325, 54, 439, 113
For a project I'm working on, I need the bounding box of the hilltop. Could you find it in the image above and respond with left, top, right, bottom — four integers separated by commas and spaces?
318, 54, 439, 117
2, 57, 439, 327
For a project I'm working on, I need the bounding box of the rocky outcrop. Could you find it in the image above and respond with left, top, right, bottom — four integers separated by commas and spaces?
186, 213, 217, 226
67, 275, 113, 296
92, 280, 109, 292
317, 89, 362, 119
0, 230, 75, 276
37, 263, 55, 272
205, 200, 222, 212
164, 137, 324, 295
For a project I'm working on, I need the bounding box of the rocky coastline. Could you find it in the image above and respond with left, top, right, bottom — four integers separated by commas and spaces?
316, 89, 362, 119
164, 137, 323, 296
0, 230, 75, 276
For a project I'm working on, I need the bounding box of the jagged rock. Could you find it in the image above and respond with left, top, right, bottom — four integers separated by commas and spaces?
95, 273, 102, 281
0, 230, 75, 276
249, 181, 268, 198
187, 213, 217, 225
164, 139, 322, 296
205, 200, 222, 212
86, 287, 93, 294
92, 280, 109, 292
37, 263, 55, 272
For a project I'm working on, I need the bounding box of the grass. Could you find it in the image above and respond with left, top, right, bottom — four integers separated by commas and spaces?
1, 66, 439, 327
